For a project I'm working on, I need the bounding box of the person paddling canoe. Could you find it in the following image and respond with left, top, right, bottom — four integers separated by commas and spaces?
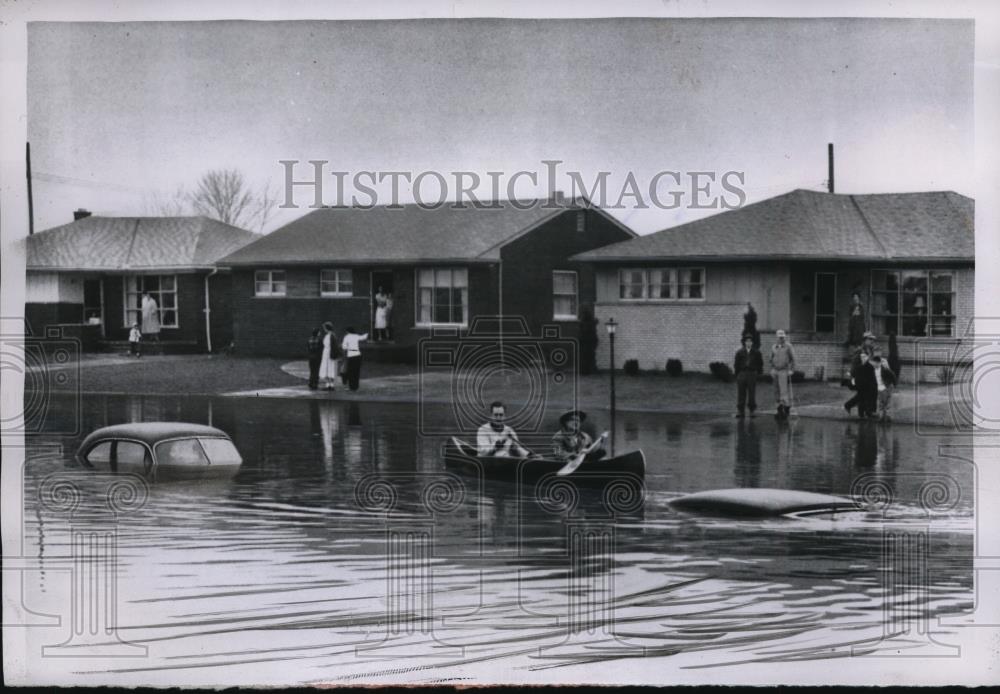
552, 410, 607, 462
477, 401, 531, 458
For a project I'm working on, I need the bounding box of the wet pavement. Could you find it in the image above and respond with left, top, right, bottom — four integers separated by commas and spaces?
15, 393, 974, 686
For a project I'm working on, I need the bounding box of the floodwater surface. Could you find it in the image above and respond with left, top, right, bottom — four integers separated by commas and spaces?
15, 394, 974, 686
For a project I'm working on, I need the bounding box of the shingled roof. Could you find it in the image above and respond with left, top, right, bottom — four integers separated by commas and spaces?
572, 189, 974, 263
218, 197, 632, 266
27, 216, 259, 272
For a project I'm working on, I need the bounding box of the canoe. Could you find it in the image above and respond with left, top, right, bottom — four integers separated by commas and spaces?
444, 437, 645, 487
669, 488, 856, 517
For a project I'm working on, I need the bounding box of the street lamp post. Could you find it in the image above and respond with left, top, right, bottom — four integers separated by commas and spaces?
606, 317, 617, 457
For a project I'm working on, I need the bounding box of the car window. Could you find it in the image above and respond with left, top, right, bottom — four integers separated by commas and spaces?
117, 441, 149, 466
198, 438, 242, 466
156, 438, 209, 466
85, 441, 113, 469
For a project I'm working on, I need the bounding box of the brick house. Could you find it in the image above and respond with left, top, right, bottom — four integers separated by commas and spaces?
572, 189, 974, 382
25, 214, 258, 351
216, 197, 636, 359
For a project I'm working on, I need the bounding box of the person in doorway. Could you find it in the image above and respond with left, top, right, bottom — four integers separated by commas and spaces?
477, 401, 531, 458
341, 326, 369, 391
318, 322, 340, 391
374, 287, 391, 341
870, 350, 897, 422
769, 329, 796, 420
141, 292, 160, 342
846, 292, 866, 348
742, 302, 760, 350
307, 327, 324, 390
734, 332, 763, 418
551, 410, 607, 462
128, 322, 142, 358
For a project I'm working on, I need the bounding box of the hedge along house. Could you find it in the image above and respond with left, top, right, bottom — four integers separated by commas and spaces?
216, 196, 636, 360
572, 188, 974, 382
25, 214, 258, 352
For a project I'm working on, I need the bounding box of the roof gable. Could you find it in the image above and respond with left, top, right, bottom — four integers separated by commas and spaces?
218, 197, 625, 266
573, 189, 974, 263
27, 216, 259, 271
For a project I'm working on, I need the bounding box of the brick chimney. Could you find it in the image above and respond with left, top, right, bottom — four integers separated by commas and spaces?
73, 208, 92, 221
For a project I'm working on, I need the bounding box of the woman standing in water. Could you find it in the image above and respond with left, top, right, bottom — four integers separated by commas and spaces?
318, 322, 340, 391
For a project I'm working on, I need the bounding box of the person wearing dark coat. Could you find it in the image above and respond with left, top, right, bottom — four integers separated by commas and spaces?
307, 327, 324, 390
846, 292, 867, 347
742, 302, 760, 350
844, 331, 879, 415
733, 333, 763, 418
853, 352, 878, 419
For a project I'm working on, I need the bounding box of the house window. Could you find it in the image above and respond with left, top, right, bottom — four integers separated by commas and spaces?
552, 271, 578, 320
124, 275, 178, 328
320, 269, 353, 297
254, 270, 286, 297
618, 268, 705, 301
417, 267, 468, 326
871, 269, 955, 337
814, 272, 837, 333
576, 210, 586, 233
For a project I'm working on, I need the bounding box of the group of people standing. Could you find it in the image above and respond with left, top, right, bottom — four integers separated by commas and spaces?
731, 297, 896, 422
732, 303, 797, 420
307, 323, 369, 392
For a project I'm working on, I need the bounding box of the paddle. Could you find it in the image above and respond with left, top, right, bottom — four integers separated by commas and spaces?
556, 431, 609, 476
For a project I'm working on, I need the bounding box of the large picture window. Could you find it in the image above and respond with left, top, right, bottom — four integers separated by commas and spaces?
254, 270, 286, 297
417, 267, 468, 326
871, 269, 955, 337
618, 268, 704, 301
320, 269, 353, 297
552, 271, 578, 320
124, 275, 178, 328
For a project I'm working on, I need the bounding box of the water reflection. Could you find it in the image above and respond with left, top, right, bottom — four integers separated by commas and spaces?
18, 393, 975, 684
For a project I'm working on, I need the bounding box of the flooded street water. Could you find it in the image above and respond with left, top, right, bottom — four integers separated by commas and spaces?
18, 394, 974, 686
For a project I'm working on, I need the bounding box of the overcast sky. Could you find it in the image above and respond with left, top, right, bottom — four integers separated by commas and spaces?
27, 17, 973, 234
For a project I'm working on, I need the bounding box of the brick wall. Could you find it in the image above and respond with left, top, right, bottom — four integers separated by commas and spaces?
594, 302, 746, 371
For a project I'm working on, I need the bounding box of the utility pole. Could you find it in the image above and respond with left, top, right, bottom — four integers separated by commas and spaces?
26, 142, 35, 235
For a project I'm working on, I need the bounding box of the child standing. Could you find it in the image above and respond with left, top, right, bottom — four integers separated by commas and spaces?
128, 322, 142, 358
870, 350, 897, 421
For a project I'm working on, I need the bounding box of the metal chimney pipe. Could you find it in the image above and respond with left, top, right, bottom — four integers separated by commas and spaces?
827, 143, 835, 193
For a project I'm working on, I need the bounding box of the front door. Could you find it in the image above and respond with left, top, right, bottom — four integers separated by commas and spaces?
83, 278, 104, 337
371, 270, 394, 339
814, 272, 837, 333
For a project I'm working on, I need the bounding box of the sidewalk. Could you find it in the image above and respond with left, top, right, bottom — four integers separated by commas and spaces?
218, 359, 965, 428
34, 353, 965, 428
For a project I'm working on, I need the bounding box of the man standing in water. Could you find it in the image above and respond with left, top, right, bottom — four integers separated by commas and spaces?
477, 401, 531, 458
769, 329, 796, 420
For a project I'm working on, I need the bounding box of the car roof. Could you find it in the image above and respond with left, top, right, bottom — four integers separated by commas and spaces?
79, 422, 232, 450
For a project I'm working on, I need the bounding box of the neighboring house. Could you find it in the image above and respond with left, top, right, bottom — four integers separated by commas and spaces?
572, 189, 974, 381
25, 214, 258, 351
216, 197, 636, 359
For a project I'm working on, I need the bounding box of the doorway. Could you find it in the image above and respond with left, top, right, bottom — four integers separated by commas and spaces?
83, 278, 104, 337
371, 270, 394, 341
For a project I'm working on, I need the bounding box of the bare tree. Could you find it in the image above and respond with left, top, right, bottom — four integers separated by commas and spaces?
143, 185, 191, 217
189, 169, 276, 232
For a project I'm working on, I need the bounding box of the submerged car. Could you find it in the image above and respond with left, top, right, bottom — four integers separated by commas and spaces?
76, 422, 243, 481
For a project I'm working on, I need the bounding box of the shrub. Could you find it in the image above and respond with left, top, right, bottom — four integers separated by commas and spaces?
623, 359, 640, 376
666, 359, 683, 377
791, 370, 806, 383
936, 365, 953, 384
709, 361, 734, 382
